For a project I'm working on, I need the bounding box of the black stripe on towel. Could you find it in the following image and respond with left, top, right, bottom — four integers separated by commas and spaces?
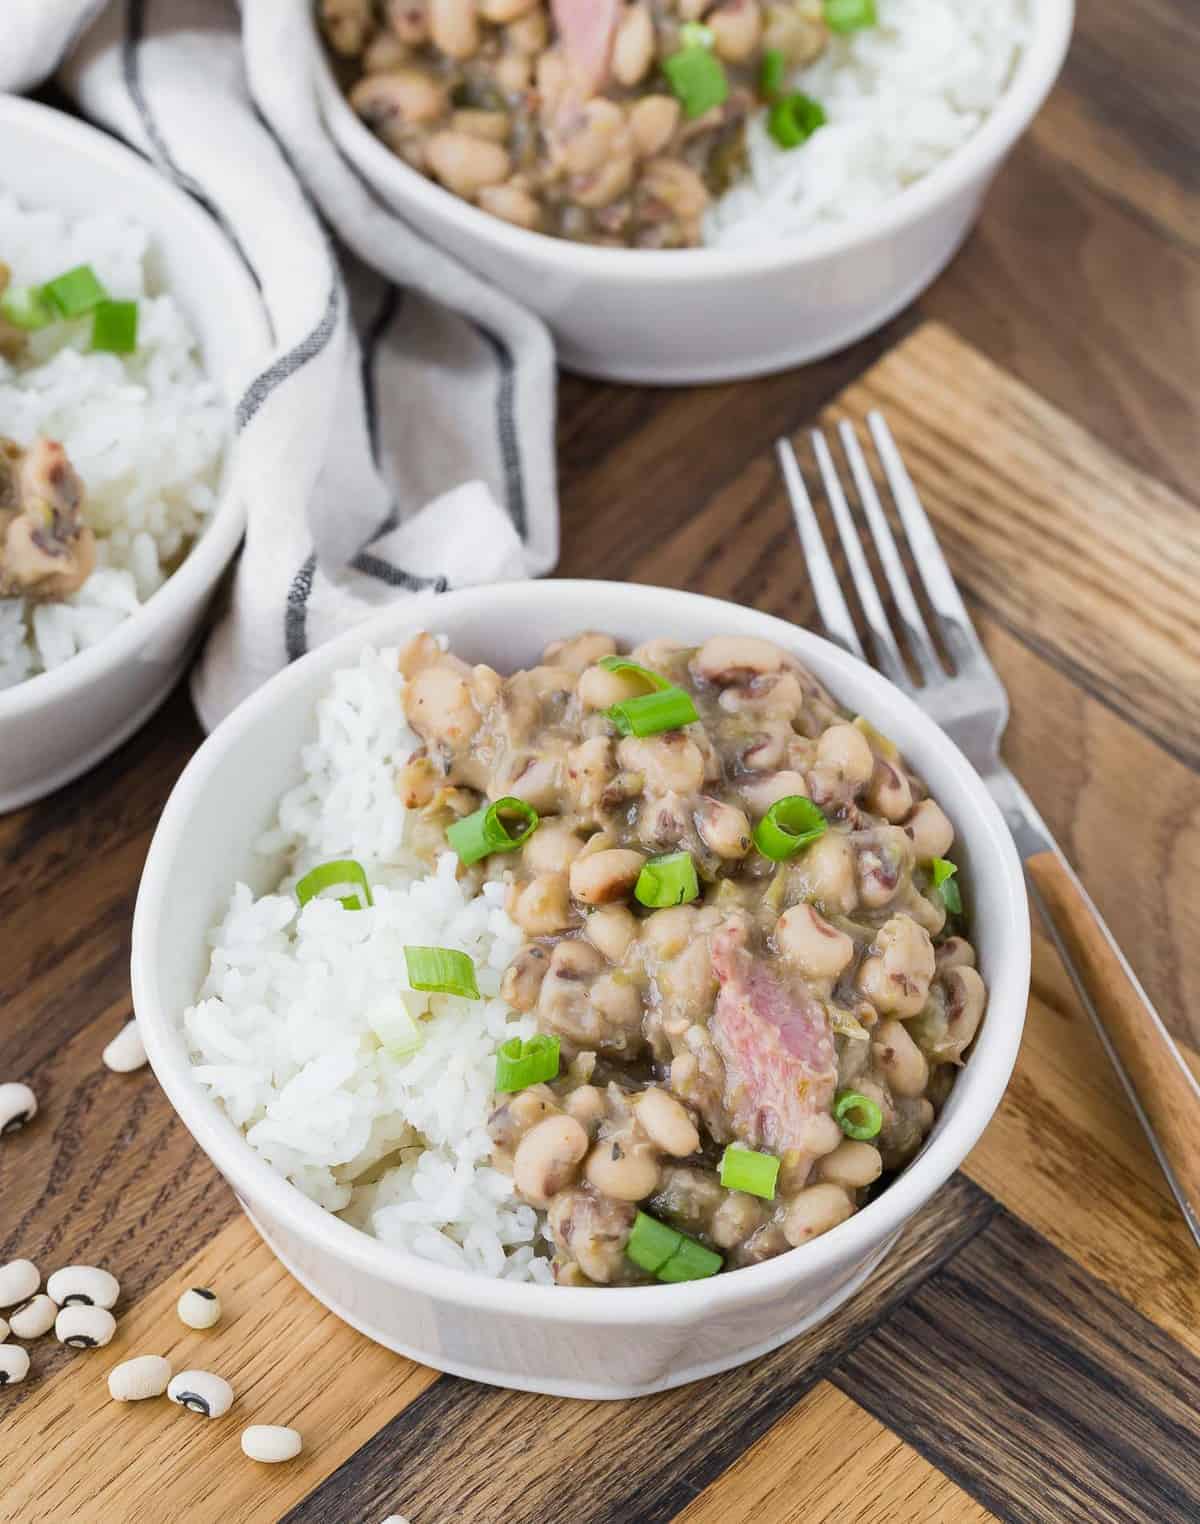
349, 552, 448, 594
122, 0, 260, 290
361, 284, 403, 465
474, 326, 527, 541
235, 277, 341, 432
284, 552, 318, 663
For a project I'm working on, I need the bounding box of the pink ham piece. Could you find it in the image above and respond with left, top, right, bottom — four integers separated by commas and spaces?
551, 0, 621, 96
710, 923, 837, 1154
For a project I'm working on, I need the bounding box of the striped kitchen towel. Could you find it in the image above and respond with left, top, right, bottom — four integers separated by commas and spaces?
5, 0, 558, 728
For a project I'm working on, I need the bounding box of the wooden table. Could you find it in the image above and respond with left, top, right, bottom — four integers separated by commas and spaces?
3, 2, 1199, 1519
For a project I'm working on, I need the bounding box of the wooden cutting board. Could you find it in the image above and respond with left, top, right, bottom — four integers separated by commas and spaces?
3, 322, 1199, 1524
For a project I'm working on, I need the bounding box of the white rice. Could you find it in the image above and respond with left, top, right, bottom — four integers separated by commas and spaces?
185, 646, 554, 1283
705, 0, 1029, 248
0, 194, 227, 688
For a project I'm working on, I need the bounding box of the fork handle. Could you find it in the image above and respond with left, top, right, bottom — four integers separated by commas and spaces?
1026, 849, 1200, 1240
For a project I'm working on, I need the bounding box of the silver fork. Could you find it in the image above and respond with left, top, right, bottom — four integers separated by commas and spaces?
778, 413, 1200, 1250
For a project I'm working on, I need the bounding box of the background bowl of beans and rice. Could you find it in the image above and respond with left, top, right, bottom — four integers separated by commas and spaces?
308, 0, 1073, 382
133, 581, 1030, 1397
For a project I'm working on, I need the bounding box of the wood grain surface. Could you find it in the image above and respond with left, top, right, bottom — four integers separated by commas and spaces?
3, 1, 1199, 1519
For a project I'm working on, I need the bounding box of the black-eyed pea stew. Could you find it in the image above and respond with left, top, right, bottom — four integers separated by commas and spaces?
398, 629, 986, 1284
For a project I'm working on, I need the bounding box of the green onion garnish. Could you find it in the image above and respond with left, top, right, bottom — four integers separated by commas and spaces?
597, 655, 671, 692
90, 299, 138, 355
834, 1090, 883, 1140
634, 851, 699, 909
446, 796, 539, 866
41, 264, 108, 319
627, 1211, 723, 1282
295, 858, 374, 910
679, 20, 715, 49
824, 0, 877, 33
930, 857, 962, 915
759, 47, 786, 101
752, 795, 827, 861
607, 686, 698, 737
368, 996, 424, 1056
404, 945, 480, 999
663, 46, 729, 119
0, 284, 52, 330
767, 92, 827, 149
719, 1145, 780, 1200
495, 1033, 560, 1093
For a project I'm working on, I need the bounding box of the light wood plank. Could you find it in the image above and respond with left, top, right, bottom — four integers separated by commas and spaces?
0, 1216, 438, 1524
673, 1381, 996, 1524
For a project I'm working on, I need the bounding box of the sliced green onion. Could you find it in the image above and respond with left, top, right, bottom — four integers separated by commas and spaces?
90, 299, 138, 355
0, 284, 52, 330
663, 46, 729, 119
834, 1090, 883, 1140
719, 1145, 780, 1200
627, 1211, 723, 1282
759, 47, 786, 101
597, 654, 671, 693
626, 1210, 683, 1274
41, 264, 108, 319
495, 1033, 560, 1093
368, 995, 424, 1056
930, 857, 962, 915
752, 795, 827, 860
824, 0, 877, 33
606, 686, 698, 737
767, 92, 827, 149
446, 796, 539, 866
679, 20, 715, 48
404, 945, 480, 1000
634, 851, 699, 909
295, 858, 374, 910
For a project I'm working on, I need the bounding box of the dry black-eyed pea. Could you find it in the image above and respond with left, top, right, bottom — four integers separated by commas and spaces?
0, 1344, 30, 1386
0, 1259, 39, 1308
8, 1294, 57, 1340
176, 1286, 220, 1330
55, 1305, 117, 1350
102, 1021, 147, 1074
46, 1265, 119, 1310
0, 1082, 36, 1137
241, 1425, 303, 1463
167, 1370, 234, 1418
109, 1355, 173, 1402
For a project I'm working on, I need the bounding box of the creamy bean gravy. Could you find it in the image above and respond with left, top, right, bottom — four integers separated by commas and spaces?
320, 0, 831, 247
398, 629, 987, 1283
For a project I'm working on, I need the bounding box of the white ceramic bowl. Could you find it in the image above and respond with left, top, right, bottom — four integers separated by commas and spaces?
133, 580, 1030, 1398
0, 99, 270, 812
309, 1, 1072, 383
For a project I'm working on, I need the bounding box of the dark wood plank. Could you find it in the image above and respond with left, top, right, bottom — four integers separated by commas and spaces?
282, 1177, 995, 1524
833, 1205, 1200, 1524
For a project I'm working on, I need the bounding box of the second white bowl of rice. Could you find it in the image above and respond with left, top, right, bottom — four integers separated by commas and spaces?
309, 0, 1072, 382
0, 99, 269, 811
133, 580, 1029, 1398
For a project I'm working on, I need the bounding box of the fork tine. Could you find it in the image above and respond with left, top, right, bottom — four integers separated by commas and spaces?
837, 420, 944, 686
809, 431, 912, 691
775, 439, 864, 663
866, 412, 990, 670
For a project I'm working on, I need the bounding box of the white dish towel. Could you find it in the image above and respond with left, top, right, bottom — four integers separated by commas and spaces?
4, 0, 559, 729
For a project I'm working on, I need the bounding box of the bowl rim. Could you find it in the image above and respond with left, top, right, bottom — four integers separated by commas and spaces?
0, 96, 270, 722
310, 0, 1074, 282
133, 579, 1031, 1325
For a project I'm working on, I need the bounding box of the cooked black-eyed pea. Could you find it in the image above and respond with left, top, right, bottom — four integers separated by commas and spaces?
241, 1425, 303, 1463
47, 1265, 120, 1310
102, 1020, 147, 1073
109, 1354, 173, 1401
167, 1369, 234, 1418
0, 1344, 30, 1385
0, 1082, 36, 1137
177, 1287, 222, 1330
8, 1293, 57, 1339
56, 1305, 116, 1350
0, 1259, 39, 1308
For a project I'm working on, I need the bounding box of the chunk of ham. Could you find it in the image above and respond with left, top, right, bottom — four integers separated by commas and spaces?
710, 922, 837, 1153
551, 0, 621, 96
